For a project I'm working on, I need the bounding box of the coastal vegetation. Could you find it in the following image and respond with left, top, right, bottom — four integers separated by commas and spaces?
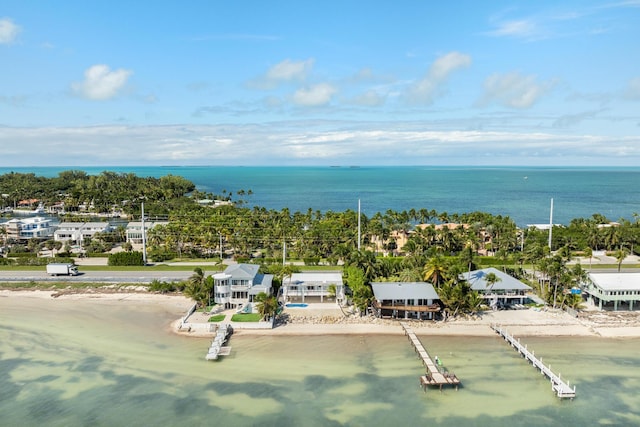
3, 170, 640, 315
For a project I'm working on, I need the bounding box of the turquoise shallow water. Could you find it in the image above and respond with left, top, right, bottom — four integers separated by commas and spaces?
2, 166, 640, 225
1, 296, 639, 427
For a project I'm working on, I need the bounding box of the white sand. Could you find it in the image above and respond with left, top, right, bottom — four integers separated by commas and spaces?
2, 289, 639, 338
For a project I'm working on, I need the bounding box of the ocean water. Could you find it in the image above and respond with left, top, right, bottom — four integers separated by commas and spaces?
1, 297, 639, 427
1, 166, 640, 226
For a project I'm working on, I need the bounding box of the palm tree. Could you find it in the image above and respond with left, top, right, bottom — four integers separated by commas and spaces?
614, 248, 628, 272
184, 267, 212, 308
423, 255, 448, 288
458, 243, 476, 277
583, 246, 593, 271
484, 272, 501, 293
483, 272, 501, 309
255, 292, 278, 320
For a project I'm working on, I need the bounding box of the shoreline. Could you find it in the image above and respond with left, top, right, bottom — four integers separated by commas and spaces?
2, 289, 640, 339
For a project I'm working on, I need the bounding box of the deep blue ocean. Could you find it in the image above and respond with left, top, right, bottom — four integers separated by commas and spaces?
2, 166, 639, 226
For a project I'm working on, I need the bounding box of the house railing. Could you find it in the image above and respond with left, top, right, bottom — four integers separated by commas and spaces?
373, 301, 441, 313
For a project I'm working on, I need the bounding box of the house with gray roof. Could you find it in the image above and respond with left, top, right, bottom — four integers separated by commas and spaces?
583, 272, 640, 311
212, 263, 274, 310
282, 272, 344, 304
461, 267, 532, 307
370, 282, 441, 320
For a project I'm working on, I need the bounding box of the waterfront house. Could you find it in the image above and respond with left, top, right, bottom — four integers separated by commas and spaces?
212, 263, 274, 310
583, 272, 640, 311
281, 272, 344, 304
4, 216, 56, 241
370, 282, 441, 320
54, 222, 114, 243
462, 267, 532, 308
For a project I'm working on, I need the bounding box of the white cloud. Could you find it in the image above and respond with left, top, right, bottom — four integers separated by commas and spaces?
485, 19, 538, 39
624, 77, 640, 100
71, 65, 132, 100
292, 83, 336, 106
2, 123, 639, 167
405, 51, 471, 104
0, 18, 21, 44
267, 58, 313, 81
349, 90, 386, 107
478, 72, 557, 109
249, 58, 314, 89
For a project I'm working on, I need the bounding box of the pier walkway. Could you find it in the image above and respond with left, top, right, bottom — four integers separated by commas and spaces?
400, 322, 460, 391
205, 323, 232, 361
491, 324, 576, 399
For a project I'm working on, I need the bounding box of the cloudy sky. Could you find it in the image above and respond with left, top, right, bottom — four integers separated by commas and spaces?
1, 1, 639, 167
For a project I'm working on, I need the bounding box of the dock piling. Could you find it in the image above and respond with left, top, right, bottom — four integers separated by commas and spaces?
491, 324, 575, 400
400, 322, 460, 392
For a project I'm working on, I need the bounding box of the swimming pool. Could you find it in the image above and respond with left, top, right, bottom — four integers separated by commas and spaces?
285, 303, 308, 308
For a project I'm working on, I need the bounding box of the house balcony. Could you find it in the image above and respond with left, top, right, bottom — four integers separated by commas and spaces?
372, 301, 441, 313
215, 285, 231, 293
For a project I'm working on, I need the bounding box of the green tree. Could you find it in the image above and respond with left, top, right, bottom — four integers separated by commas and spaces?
614, 248, 628, 272
344, 266, 373, 314
184, 267, 212, 307
484, 272, 501, 293
423, 255, 448, 288
255, 292, 278, 320
439, 280, 483, 319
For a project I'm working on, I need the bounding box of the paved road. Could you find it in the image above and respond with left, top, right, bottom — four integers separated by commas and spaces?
0, 270, 196, 283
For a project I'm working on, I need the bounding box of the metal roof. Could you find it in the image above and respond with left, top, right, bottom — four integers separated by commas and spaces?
289, 272, 343, 285
589, 273, 640, 291
223, 263, 260, 280
462, 267, 532, 292
371, 282, 440, 301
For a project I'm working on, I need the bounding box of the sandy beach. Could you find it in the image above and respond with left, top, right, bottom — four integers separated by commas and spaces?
3, 289, 639, 339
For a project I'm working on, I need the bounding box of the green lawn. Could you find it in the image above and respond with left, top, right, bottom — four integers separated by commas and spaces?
208, 314, 226, 322
230, 313, 262, 322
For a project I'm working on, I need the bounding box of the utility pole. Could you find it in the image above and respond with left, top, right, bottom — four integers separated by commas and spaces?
548, 198, 554, 252
141, 202, 147, 265
357, 199, 361, 251
282, 238, 286, 266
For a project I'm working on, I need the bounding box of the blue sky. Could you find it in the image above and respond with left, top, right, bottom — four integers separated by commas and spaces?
1, 1, 639, 167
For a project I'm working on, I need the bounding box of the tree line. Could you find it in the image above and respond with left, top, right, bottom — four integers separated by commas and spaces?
2, 170, 639, 316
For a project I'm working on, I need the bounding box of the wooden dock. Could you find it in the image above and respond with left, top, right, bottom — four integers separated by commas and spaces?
400, 322, 460, 392
205, 323, 233, 361
491, 324, 576, 399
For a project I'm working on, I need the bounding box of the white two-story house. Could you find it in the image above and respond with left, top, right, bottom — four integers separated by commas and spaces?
281, 271, 345, 304
54, 222, 114, 243
213, 263, 273, 310
4, 216, 56, 241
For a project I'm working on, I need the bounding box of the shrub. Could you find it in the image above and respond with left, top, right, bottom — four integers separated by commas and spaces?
15, 256, 74, 266
149, 279, 185, 293
108, 251, 144, 266
8, 252, 36, 258
147, 248, 176, 262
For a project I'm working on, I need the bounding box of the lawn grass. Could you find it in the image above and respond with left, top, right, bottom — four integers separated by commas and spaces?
231, 313, 262, 322
208, 314, 226, 322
